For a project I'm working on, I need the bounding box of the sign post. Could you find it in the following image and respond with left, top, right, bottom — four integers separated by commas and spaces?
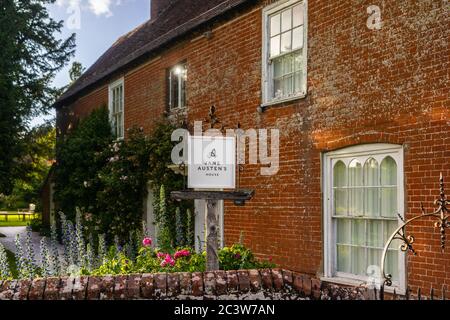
171, 134, 254, 271
206, 199, 219, 271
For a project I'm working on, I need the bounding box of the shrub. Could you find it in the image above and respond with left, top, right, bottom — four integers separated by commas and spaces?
54, 107, 113, 222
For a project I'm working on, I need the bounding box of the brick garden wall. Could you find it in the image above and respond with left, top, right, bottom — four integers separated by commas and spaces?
55, 0, 450, 295
0, 269, 370, 300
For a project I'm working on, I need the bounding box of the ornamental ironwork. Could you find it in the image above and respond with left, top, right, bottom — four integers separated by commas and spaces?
380, 173, 449, 288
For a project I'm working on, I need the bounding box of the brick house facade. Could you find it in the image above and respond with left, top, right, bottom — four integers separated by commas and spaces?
47, 0, 449, 294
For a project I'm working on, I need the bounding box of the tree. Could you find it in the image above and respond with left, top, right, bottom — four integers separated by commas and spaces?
0, 122, 56, 210
69, 62, 85, 83
53, 107, 113, 221
0, 0, 75, 194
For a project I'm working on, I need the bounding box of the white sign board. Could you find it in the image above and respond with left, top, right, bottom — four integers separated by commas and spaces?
188, 136, 236, 189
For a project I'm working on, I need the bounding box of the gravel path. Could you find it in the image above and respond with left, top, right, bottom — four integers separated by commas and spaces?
0, 226, 59, 262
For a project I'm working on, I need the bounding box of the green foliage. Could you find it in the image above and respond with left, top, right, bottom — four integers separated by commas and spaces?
91, 248, 134, 276
69, 62, 85, 83
0, 0, 75, 193
96, 127, 153, 243
0, 124, 56, 210
54, 116, 192, 244
91, 244, 273, 276
219, 244, 275, 271
156, 185, 172, 250
147, 122, 193, 246
186, 209, 194, 247
54, 107, 113, 221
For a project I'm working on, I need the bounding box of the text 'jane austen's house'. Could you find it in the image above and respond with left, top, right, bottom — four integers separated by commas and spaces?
42, 0, 449, 294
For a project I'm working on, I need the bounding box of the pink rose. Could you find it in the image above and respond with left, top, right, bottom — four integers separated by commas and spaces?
142, 237, 152, 247
161, 254, 175, 267
174, 249, 190, 259
157, 252, 166, 259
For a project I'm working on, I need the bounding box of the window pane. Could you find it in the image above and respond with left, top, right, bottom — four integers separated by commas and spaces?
337, 219, 351, 244
349, 160, 363, 216
273, 57, 283, 78
349, 188, 363, 216
334, 161, 347, 216
384, 220, 399, 246
367, 220, 383, 248
386, 250, 398, 281
381, 156, 397, 186
294, 53, 302, 71
381, 187, 397, 217
351, 219, 365, 246
283, 74, 294, 95
281, 8, 292, 32
351, 247, 365, 276
283, 54, 294, 74
293, 4, 304, 27
292, 26, 304, 50
274, 77, 283, 99
349, 160, 362, 186
333, 162, 346, 187
270, 13, 280, 36
364, 158, 379, 217
119, 86, 123, 111
281, 31, 292, 53
180, 74, 186, 108
364, 158, 379, 186
171, 72, 179, 108
294, 71, 302, 94
334, 189, 347, 216
270, 35, 280, 57
337, 245, 351, 273
368, 248, 381, 271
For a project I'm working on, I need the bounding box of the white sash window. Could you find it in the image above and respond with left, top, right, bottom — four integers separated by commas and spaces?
262, 0, 307, 105
108, 78, 125, 139
323, 144, 406, 292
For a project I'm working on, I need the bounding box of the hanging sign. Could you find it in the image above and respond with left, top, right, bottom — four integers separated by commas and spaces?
188, 136, 236, 189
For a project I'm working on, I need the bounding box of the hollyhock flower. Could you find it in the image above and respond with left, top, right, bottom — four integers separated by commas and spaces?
142, 237, 152, 247
234, 253, 241, 260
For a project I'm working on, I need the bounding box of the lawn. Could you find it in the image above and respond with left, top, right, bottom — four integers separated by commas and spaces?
0, 212, 34, 227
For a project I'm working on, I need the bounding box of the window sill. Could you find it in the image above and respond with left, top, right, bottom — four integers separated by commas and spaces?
261, 93, 307, 108
320, 276, 405, 296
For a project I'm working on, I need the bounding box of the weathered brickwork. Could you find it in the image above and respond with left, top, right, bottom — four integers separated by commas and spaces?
0, 269, 363, 300
55, 0, 450, 294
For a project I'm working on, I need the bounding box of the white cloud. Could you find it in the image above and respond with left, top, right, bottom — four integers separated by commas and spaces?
88, 0, 113, 17
56, 0, 119, 17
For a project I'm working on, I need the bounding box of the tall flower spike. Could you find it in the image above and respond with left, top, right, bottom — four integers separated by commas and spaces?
40, 237, 51, 278
50, 220, 60, 276
98, 234, 107, 266
14, 234, 25, 279
0, 243, 12, 280
75, 208, 86, 268
24, 226, 37, 279
175, 207, 185, 247
66, 221, 77, 266
86, 243, 94, 272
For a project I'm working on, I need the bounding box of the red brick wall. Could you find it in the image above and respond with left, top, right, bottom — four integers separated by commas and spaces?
57, 0, 450, 294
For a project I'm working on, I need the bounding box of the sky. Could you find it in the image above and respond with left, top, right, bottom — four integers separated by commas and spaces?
31, 0, 151, 127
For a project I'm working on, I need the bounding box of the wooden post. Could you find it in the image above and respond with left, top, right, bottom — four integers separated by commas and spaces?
206, 199, 219, 271
170, 190, 254, 272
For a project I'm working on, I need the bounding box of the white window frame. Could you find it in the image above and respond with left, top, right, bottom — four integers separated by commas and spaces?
322, 143, 406, 293
262, 0, 308, 106
108, 78, 125, 140
168, 64, 187, 110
